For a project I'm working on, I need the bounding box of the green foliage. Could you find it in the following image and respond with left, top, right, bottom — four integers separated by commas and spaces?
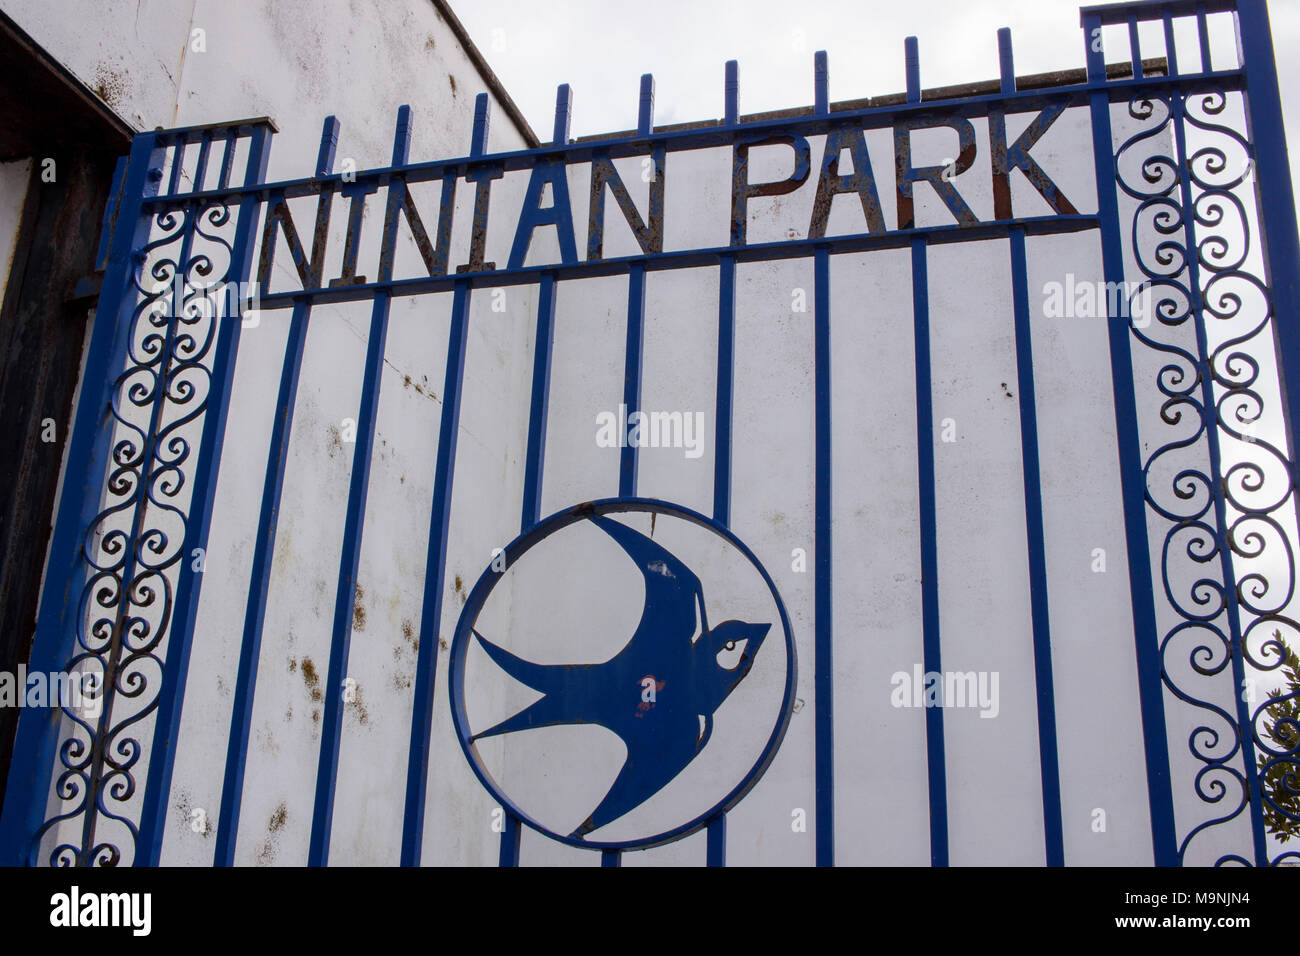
1258, 630, 1300, 842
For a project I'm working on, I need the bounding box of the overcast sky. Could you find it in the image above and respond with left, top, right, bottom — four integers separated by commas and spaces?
453, 0, 1300, 202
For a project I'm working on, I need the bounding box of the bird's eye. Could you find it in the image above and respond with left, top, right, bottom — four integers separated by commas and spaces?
724, 640, 736, 651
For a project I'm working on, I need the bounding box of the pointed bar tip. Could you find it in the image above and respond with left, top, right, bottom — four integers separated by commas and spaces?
638, 73, 655, 137
814, 50, 829, 114
904, 36, 920, 104
316, 115, 340, 177
471, 92, 491, 157
724, 59, 739, 125
997, 27, 1015, 94
553, 83, 573, 147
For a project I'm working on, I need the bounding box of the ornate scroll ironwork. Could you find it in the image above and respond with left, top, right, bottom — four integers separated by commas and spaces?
30, 192, 239, 866
1116, 83, 1300, 865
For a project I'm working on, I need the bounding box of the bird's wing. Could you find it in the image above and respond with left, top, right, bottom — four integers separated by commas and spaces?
569, 706, 704, 838
588, 515, 705, 651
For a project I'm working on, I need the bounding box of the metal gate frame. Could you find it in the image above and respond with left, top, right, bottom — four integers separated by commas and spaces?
2, 0, 1299, 866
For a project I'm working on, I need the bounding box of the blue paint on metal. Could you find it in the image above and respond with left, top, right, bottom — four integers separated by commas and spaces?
601, 847, 620, 867
400, 278, 473, 867
214, 299, 309, 866
400, 98, 490, 867
137, 123, 274, 866
500, 812, 521, 866
998, 28, 1015, 96
213, 122, 337, 866
620, 264, 646, 498
725, 61, 738, 126
471, 93, 490, 159
707, 813, 726, 867
553, 83, 573, 147
448, 498, 798, 852
813, 245, 834, 867
1083, 10, 1178, 866
1008, 227, 1065, 867
522, 273, 557, 531
1128, 16, 1144, 80
814, 51, 828, 115
638, 74, 655, 138
1162, 12, 1179, 75
310, 108, 414, 866
905, 37, 920, 105
911, 237, 948, 867
471, 515, 773, 837
713, 255, 735, 528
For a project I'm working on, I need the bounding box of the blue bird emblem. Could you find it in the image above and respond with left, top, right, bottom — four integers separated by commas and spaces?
471, 514, 772, 838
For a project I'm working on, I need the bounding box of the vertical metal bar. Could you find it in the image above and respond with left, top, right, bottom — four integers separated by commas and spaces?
1084, 11, 1178, 866
998, 28, 1015, 95
724, 60, 738, 125
813, 245, 833, 867
521, 273, 557, 531
167, 138, 186, 195
306, 298, 390, 864
1169, 88, 1268, 866
1197, 4, 1213, 73
308, 107, 416, 866
911, 237, 948, 867
1238, 0, 1300, 502
713, 256, 735, 527
601, 847, 620, 867
400, 279, 472, 866
706, 814, 726, 867
1128, 15, 1144, 80
1009, 227, 1065, 867
138, 122, 274, 865
1237, 10, 1300, 861
401, 97, 490, 867
192, 131, 213, 194
814, 51, 828, 114
905, 37, 920, 104
620, 264, 646, 498
0, 131, 164, 865
218, 130, 237, 190
1163, 13, 1180, 77
495, 88, 580, 868
638, 74, 655, 138
471, 93, 491, 159
214, 117, 337, 866
553, 84, 573, 147
498, 812, 521, 866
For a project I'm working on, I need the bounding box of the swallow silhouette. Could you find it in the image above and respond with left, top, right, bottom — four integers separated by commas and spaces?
471, 514, 771, 838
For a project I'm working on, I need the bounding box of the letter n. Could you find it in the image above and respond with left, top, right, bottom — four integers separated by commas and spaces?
587, 148, 664, 260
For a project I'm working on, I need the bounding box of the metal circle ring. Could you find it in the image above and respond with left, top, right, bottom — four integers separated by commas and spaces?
447, 497, 797, 853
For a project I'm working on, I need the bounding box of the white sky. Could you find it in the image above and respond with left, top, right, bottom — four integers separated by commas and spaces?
452, 0, 1300, 205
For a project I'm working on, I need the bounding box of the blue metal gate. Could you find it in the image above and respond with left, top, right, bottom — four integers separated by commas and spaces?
3, 0, 1299, 866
